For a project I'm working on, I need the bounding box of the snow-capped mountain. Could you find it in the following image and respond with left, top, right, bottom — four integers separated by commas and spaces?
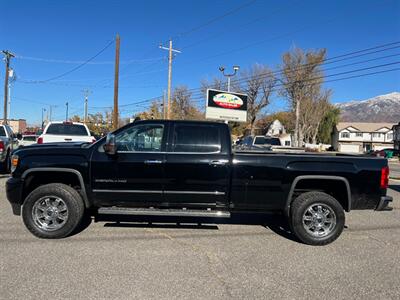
337, 92, 400, 122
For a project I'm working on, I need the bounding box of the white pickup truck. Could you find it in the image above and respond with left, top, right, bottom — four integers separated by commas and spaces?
37, 122, 95, 144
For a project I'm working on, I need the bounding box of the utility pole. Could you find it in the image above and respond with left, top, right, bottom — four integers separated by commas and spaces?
163, 90, 166, 119
159, 40, 181, 119
82, 89, 91, 124
113, 34, 120, 130
65, 102, 69, 121
2, 50, 15, 124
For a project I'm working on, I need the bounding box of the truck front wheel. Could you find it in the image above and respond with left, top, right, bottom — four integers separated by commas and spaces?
22, 183, 85, 239
290, 191, 345, 246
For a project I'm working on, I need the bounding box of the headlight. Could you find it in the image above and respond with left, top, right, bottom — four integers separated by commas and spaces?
11, 155, 19, 173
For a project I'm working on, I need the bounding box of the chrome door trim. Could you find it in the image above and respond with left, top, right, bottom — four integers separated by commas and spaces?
92, 189, 163, 194
164, 191, 225, 195
92, 189, 225, 195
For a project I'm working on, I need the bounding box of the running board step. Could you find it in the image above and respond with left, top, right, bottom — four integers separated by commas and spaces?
97, 207, 231, 218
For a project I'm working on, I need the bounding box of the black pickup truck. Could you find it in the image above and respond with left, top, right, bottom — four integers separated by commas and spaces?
6, 120, 393, 245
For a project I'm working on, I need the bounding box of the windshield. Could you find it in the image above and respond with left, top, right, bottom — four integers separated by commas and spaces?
45, 124, 89, 136
0, 127, 6, 137
23, 136, 37, 141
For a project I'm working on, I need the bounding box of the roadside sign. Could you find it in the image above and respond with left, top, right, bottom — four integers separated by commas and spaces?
205, 89, 248, 122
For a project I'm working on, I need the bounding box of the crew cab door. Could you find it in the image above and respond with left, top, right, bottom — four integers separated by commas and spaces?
164, 123, 230, 208
90, 122, 167, 207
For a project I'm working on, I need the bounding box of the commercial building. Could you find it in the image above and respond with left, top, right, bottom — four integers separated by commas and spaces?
8, 119, 27, 134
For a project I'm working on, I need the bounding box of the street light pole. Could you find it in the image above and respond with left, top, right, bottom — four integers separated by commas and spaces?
65, 102, 69, 121
2, 50, 15, 125
219, 65, 240, 92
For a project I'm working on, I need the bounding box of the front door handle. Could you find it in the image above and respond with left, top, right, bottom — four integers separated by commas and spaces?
144, 159, 163, 164
209, 160, 228, 166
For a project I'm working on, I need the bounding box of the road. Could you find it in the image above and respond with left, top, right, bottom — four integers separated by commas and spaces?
1, 176, 400, 299
389, 161, 400, 179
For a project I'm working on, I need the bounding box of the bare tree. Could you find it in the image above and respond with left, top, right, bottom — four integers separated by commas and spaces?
239, 64, 276, 135
171, 86, 203, 120
280, 47, 330, 146
136, 100, 163, 120
201, 64, 276, 135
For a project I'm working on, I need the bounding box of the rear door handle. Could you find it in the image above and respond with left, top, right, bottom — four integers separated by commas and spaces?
144, 159, 163, 164
209, 160, 228, 166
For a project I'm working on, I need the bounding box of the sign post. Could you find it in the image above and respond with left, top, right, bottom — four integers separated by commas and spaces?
205, 89, 248, 123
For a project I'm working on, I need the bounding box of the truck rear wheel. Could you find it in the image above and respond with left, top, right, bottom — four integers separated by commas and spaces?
290, 191, 345, 246
22, 183, 85, 239
2, 151, 10, 173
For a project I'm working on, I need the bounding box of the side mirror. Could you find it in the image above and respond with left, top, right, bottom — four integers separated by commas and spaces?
103, 133, 117, 155
16, 133, 22, 140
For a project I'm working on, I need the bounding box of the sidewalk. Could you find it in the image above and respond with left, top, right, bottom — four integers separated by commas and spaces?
389, 160, 400, 180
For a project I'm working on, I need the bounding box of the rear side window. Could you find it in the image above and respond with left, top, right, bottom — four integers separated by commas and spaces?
0, 127, 6, 137
173, 124, 220, 153
46, 124, 89, 136
265, 137, 281, 145
254, 137, 265, 145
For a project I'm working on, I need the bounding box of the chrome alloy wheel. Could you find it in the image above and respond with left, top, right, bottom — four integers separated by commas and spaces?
302, 203, 336, 238
32, 196, 69, 231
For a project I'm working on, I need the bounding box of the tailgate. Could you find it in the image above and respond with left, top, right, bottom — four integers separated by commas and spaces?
42, 134, 92, 143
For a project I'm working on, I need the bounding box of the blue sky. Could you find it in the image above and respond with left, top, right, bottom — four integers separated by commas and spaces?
1, 0, 399, 125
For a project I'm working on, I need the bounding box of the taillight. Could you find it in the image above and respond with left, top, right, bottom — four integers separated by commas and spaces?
0, 141, 4, 152
380, 166, 389, 189
37, 137, 43, 144
92, 138, 96, 143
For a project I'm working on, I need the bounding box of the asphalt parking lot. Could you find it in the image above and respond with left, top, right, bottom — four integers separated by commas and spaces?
1, 176, 400, 300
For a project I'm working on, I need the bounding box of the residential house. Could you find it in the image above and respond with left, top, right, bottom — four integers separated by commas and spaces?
332, 122, 395, 153
265, 120, 292, 146
265, 120, 286, 136
393, 122, 400, 150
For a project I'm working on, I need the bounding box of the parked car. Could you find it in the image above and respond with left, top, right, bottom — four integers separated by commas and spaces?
37, 121, 95, 144
6, 120, 392, 245
239, 135, 281, 150
0, 124, 18, 172
370, 148, 400, 158
17, 135, 38, 148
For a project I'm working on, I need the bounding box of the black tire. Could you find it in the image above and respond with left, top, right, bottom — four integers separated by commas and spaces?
22, 183, 85, 239
2, 151, 10, 173
290, 191, 345, 246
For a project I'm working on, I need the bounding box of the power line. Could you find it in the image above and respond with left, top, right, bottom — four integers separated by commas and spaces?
180, 0, 300, 50
185, 41, 400, 95
90, 54, 400, 111
22, 39, 114, 83
171, 0, 257, 40
15, 55, 164, 65
189, 64, 400, 101
177, 1, 393, 68
187, 42, 399, 95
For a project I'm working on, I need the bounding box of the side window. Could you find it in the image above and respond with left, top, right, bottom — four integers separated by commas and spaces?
116, 124, 164, 152
5, 126, 12, 137
0, 126, 6, 137
173, 124, 220, 153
